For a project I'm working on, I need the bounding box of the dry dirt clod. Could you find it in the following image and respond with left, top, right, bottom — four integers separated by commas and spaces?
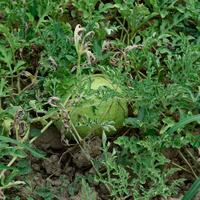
97, 183, 110, 200
88, 137, 102, 157
33, 172, 46, 187
33, 126, 65, 151
31, 163, 41, 171
42, 155, 62, 176
72, 137, 102, 169
63, 165, 76, 181
47, 178, 62, 186
72, 150, 92, 169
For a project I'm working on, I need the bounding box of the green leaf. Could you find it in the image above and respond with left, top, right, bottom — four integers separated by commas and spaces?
182, 178, 200, 200
166, 114, 200, 135
0, 164, 15, 170
0, 136, 46, 158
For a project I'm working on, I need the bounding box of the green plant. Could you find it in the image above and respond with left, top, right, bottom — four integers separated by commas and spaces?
54, 74, 128, 138
53, 25, 128, 139
0, 0, 200, 199
80, 179, 97, 200
0, 133, 45, 191
95, 133, 185, 200
182, 178, 200, 200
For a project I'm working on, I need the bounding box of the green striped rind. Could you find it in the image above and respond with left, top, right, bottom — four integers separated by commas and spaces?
55, 74, 128, 138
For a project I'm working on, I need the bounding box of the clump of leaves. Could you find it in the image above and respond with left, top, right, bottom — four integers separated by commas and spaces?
0, 0, 200, 199
95, 133, 184, 200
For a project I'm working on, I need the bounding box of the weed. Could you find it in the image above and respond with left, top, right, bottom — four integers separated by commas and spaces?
0, 0, 200, 199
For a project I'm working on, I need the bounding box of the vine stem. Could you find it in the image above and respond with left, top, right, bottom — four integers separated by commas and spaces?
178, 150, 198, 179
0, 181, 25, 190
77, 51, 81, 76
0, 157, 18, 180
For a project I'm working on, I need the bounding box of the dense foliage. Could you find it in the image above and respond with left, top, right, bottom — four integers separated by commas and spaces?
0, 0, 200, 199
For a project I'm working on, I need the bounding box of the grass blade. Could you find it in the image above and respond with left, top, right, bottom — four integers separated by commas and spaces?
182, 178, 200, 200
